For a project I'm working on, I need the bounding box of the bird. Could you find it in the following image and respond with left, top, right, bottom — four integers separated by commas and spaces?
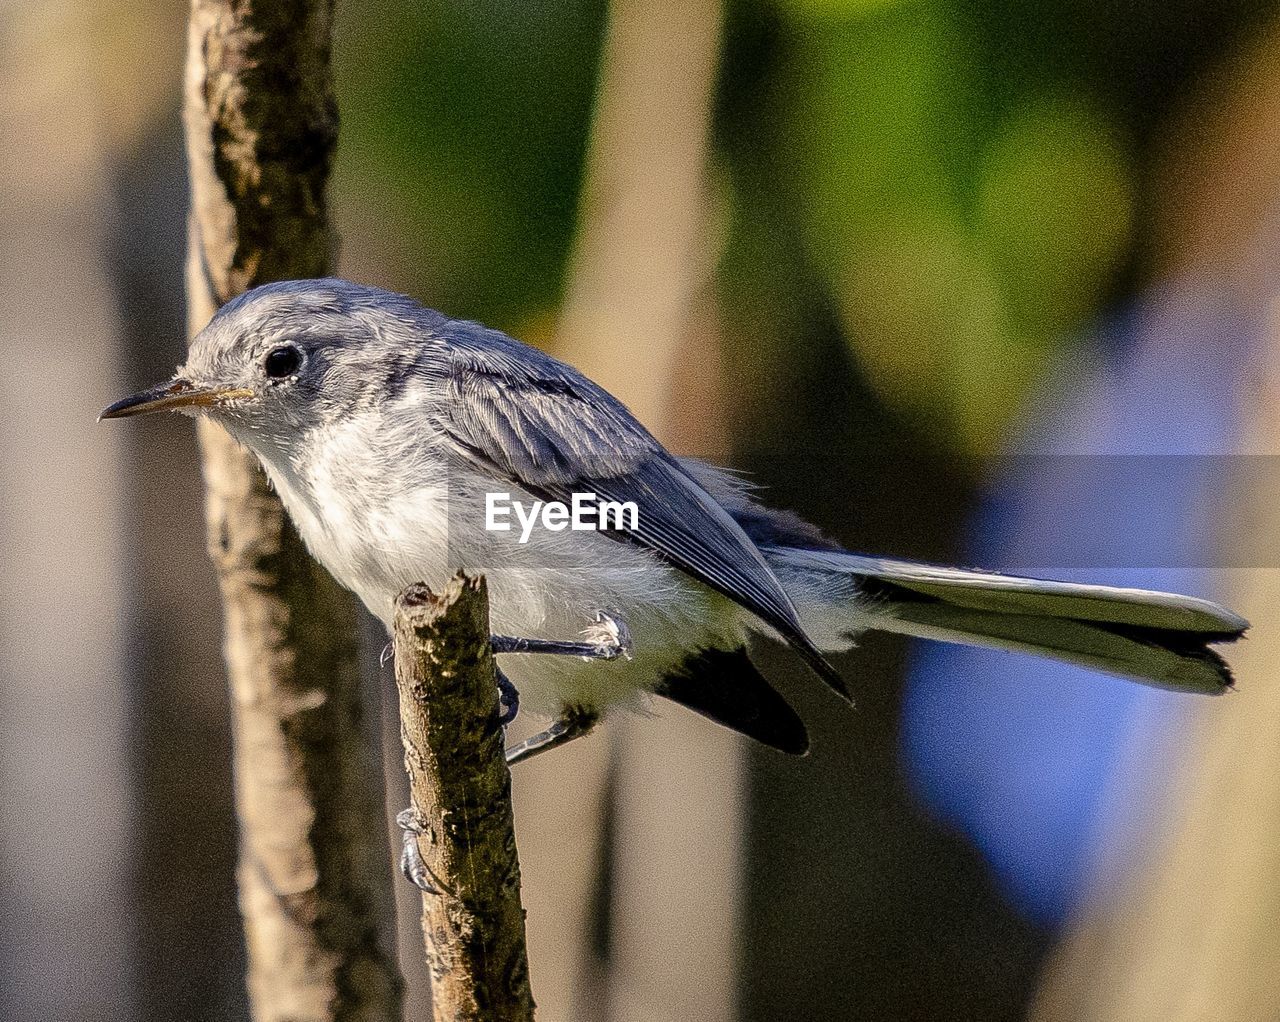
102, 277, 1249, 766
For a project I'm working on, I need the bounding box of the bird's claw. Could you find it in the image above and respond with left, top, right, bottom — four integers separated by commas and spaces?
583, 611, 633, 662
396, 808, 442, 894
497, 669, 520, 727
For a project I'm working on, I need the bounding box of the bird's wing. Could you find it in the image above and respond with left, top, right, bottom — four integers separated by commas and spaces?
434, 331, 850, 699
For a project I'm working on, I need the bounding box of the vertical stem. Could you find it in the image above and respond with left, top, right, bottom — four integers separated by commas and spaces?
182, 2, 402, 1019
548, 2, 734, 1019
393, 574, 536, 1022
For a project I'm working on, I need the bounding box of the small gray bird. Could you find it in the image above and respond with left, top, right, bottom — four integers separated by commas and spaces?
103, 278, 1248, 764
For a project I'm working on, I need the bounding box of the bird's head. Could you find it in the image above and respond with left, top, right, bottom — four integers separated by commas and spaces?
100, 278, 446, 450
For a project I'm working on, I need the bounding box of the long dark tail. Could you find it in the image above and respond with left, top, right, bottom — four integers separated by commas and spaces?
774, 549, 1248, 694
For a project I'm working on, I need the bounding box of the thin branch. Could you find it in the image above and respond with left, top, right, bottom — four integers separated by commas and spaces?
393, 573, 536, 1022
183, 2, 402, 1019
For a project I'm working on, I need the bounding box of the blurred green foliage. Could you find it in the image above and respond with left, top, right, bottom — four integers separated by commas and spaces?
787, 3, 1134, 451
334, 0, 608, 328
333, 0, 1272, 456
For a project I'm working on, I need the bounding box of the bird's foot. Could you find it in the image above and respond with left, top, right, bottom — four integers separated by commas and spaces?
490, 611, 633, 662
396, 808, 447, 894
497, 667, 520, 727
488, 613, 623, 765
385, 637, 519, 724
505, 705, 601, 766
581, 611, 634, 661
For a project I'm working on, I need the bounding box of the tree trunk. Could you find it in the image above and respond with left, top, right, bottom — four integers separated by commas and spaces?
183, 2, 402, 1019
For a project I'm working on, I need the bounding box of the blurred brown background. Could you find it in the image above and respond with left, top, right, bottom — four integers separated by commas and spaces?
2, 0, 1279, 1019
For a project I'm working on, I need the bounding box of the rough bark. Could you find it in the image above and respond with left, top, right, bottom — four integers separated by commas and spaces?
393, 574, 536, 1022
182, 2, 402, 1019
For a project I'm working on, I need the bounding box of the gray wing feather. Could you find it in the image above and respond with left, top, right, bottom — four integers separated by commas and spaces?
447, 362, 651, 482
435, 325, 850, 699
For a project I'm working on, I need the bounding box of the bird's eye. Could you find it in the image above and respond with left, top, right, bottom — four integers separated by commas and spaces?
264, 344, 303, 380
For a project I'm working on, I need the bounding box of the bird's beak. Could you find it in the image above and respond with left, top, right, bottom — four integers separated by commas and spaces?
98, 378, 255, 421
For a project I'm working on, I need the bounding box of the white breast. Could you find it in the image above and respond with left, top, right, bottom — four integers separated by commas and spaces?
247, 403, 750, 718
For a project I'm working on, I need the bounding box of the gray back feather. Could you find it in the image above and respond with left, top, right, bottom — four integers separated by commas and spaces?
433, 318, 850, 698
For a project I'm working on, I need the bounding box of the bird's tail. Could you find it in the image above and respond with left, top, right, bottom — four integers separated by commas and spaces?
770, 548, 1248, 693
